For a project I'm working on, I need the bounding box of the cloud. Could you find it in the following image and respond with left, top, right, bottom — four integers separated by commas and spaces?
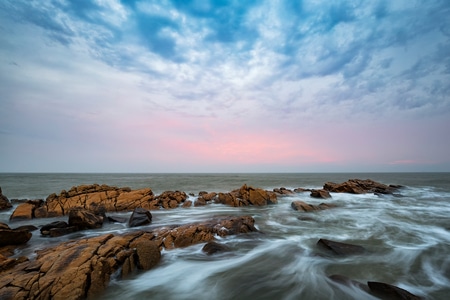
0, 0, 449, 172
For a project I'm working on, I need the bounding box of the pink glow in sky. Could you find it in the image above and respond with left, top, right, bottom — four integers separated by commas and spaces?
0, 1, 449, 172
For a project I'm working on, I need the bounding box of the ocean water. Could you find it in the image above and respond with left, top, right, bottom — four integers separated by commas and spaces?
1, 173, 449, 299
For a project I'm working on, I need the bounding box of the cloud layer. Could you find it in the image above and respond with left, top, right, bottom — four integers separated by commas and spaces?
1, 0, 449, 172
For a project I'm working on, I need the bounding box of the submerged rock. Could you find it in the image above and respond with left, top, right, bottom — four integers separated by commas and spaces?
0, 228, 32, 247
317, 238, 365, 256
368, 281, 423, 300
310, 189, 331, 199
202, 241, 231, 255
291, 201, 335, 212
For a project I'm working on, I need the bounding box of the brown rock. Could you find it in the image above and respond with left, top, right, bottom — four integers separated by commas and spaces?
182, 200, 192, 208
194, 198, 207, 206
0, 222, 10, 229
323, 179, 399, 194
0, 187, 12, 210
133, 240, 161, 270
216, 185, 277, 207
317, 239, 365, 255
310, 189, 332, 199
291, 201, 335, 212
274, 187, 295, 195
0, 229, 32, 246
202, 241, 231, 255
68, 208, 104, 230
128, 207, 152, 227
294, 188, 312, 193
40, 221, 70, 235
9, 202, 35, 221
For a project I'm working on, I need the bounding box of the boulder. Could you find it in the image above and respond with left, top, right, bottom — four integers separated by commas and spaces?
132, 240, 161, 270
12, 225, 38, 232
367, 281, 422, 300
0, 187, 12, 210
317, 238, 365, 256
40, 221, 77, 237
273, 187, 295, 196
9, 203, 35, 221
323, 179, 399, 194
68, 208, 104, 230
0, 229, 32, 246
182, 200, 193, 208
199, 192, 217, 201
128, 208, 152, 227
216, 185, 277, 207
202, 241, 231, 255
291, 201, 335, 212
107, 216, 127, 223
310, 189, 331, 199
155, 191, 188, 209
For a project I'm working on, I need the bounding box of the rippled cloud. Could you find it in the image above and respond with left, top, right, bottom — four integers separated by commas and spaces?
0, 0, 449, 172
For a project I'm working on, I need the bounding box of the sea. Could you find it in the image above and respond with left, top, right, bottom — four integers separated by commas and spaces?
1, 173, 449, 300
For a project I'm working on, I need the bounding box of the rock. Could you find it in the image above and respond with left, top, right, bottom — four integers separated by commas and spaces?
310, 189, 331, 199
194, 198, 207, 206
294, 187, 311, 193
0, 229, 32, 246
317, 238, 365, 256
40, 221, 77, 237
0, 215, 257, 299
11, 184, 156, 219
132, 240, 161, 270
273, 187, 295, 195
367, 281, 422, 300
155, 190, 188, 209
107, 216, 127, 223
12, 225, 38, 232
0, 187, 12, 210
323, 179, 399, 194
291, 201, 335, 212
328, 274, 370, 293
128, 208, 152, 227
0, 256, 28, 272
216, 185, 277, 207
68, 208, 104, 230
202, 241, 231, 255
182, 200, 192, 208
199, 192, 217, 201
0, 222, 10, 229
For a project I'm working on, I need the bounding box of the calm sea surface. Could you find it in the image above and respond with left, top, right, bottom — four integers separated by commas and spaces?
1, 173, 449, 299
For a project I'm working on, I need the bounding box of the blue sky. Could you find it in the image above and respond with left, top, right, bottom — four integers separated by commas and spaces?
0, 0, 449, 172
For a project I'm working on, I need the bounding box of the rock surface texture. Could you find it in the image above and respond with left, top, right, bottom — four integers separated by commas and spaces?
0, 215, 257, 300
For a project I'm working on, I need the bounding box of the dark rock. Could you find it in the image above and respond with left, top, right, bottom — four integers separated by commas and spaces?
0, 229, 32, 246
202, 241, 231, 255
68, 208, 104, 230
128, 207, 152, 227
49, 226, 78, 237
368, 281, 422, 300
294, 187, 312, 193
0, 255, 28, 272
194, 198, 207, 206
0, 222, 10, 229
107, 216, 128, 223
317, 239, 365, 256
12, 225, 38, 232
40, 221, 70, 235
310, 189, 331, 199
0, 187, 12, 210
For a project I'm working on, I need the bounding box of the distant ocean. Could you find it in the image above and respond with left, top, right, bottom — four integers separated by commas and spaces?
1, 172, 450, 299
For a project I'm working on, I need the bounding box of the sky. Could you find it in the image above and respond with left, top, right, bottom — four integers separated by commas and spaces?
0, 0, 449, 173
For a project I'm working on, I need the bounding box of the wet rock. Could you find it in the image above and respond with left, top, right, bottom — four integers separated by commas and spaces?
156, 190, 188, 209
317, 238, 365, 256
323, 179, 399, 194
294, 187, 312, 193
367, 281, 422, 300
199, 192, 217, 201
310, 189, 331, 199
0, 222, 10, 229
216, 185, 277, 207
0, 215, 256, 299
40, 221, 77, 237
291, 201, 335, 212
0, 187, 12, 210
0, 256, 28, 272
128, 207, 152, 227
68, 208, 104, 230
0, 229, 32, 246
12, 225, 38, 232
107, 215, 127, 223
194, 198, 207, 206
274, 187, 295, 196
202, 241, 231, 255
11, 184, 156, 219
182, 200, 193, 208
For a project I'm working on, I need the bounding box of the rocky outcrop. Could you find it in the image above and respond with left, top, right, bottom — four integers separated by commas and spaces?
0, 215, 257, 300
273, 187, 295, 196
0, 225, 32, 247
0, 187, 12, 210
317, 238, 365, 256
323, 179, 400, 194
155, 191, 188, 209
216, 184, 277, 207
310, 189, 331, 199
291, 201, 335, 212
